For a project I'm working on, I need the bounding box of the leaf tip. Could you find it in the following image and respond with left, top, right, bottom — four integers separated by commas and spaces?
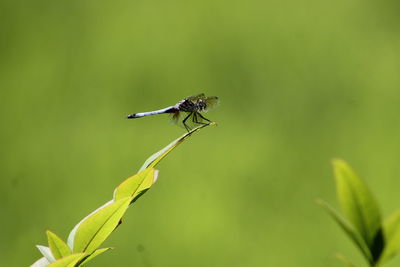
153, 169, 159, 183
332, 158, 347, 168
45, 230, 55, 237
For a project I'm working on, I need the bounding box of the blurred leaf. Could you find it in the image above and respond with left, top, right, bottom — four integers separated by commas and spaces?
317, 199, 372, 262
113, 167, 158, 202
30, 257, 50, 267
78, 247, 112, 266
36, 245, 56, 263
139, 123, 214, 171
46, 230, 71, 259
47, 253, 86, 267
335, 253, 359, 267
333, 159, 383, 261
379, 210, 400, 263
70, 197, 132, 254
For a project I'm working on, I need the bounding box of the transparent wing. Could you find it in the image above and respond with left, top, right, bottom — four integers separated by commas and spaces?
203, 96, 219, 112
169, 110, 181, 125
187, 93, 205, 101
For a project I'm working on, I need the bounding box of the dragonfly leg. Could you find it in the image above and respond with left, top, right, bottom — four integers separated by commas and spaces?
193, 112, 208, 125
192, 112, 197, 123
197, 113, 211, 123
182, 112, 192, 131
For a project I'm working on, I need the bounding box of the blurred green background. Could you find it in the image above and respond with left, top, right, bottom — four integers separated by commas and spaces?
2, 0, 400, 266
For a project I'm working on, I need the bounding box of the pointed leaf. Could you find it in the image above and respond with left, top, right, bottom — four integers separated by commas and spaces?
317, 199, 372, 262
79, 247, 113, 266
36, 245, 56, 263
72, 197, 132, 254
333, 160, 382, 250
47, 230, 71, 259
139, 123, 214, 171
379, 210, 400, 263
30, 257, 50, 267
68, 200, 114, 249
113, 168, 158, 201
47, 253, 85, 267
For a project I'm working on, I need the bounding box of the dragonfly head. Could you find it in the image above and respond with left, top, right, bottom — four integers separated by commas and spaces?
197, 99, 207, 112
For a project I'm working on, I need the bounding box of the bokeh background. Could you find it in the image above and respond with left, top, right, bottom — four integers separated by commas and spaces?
2, 0, 400, 266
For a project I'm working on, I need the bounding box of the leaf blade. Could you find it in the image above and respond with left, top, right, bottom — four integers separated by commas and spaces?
36, 245, 56, 263
333, 159, 382, 258
317, 199, 373, 262
139, 123, 213, 171
47, 253, 86, 267
30, 257, 50, 267
67, 200, 114, 250
113, 168, 157, 201
71, 197, 132, 254
379, 210, 400, 263
47, 230, 71, 259
78, 247, 113, 266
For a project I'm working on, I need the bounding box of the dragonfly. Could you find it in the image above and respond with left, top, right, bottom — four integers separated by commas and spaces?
127, 93, 219, 131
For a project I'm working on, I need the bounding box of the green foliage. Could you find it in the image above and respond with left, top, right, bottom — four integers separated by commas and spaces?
319, 159, 400, 266
47, 254, 86, 267
334, 159, 382, 254
31, 124, 213, 266
113, 168, 157, 202
36, 245, 56, 263
380, 210, 400, 263
77, 248, 112, 266
47, 231, 71, 259
139, 122, 213, 171
316, 199, 372, 262
69, 197, 132, 254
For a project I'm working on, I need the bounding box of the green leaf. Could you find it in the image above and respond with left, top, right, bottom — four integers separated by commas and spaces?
36, 245, 56, 263
317, 199, 373, 262
379, 210, 400, 263
47, 230, 71, 259
68, 200, 113, 249
47, 253, 86, 267
69, 197, 132, 254
333, 159, 383, 260
78, 247, 112, 266
139, 123, 214, 171
113, 167, 158, 201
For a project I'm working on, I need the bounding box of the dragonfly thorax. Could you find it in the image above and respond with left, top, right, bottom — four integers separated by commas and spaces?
176, 98, 207, 113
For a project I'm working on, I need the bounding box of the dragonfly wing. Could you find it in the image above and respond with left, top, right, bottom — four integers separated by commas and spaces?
187, 93, 205, 101
203, 96, 219, 112
169, 110, 181, 124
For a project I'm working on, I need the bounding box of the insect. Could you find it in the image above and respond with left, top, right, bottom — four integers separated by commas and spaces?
127, 93, 219, 131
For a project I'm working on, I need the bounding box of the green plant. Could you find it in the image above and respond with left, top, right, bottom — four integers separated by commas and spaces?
31, 123, 215, 267
318, 159, 400, 267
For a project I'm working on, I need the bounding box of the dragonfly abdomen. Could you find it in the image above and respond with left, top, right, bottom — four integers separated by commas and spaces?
127, 106, 177, 119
